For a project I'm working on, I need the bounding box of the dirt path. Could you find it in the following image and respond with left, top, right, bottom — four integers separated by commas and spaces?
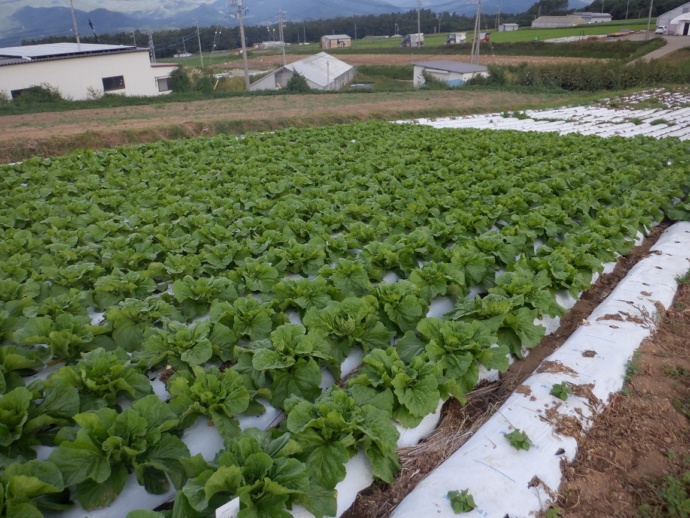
0, 89, 578, 163
550, 278, 690, 516
236, 54, 600, 69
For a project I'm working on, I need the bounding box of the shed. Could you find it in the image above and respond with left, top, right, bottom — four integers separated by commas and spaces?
669, 12, 690, 35
249, 52, 355, 92
0, 42, 178, 101
656, 2, 690, 28
499, 23, 519, 32
575, 12, 613, 23
320, 34, 352, 49
413, 60, 488, 88
531, 16, 586, 28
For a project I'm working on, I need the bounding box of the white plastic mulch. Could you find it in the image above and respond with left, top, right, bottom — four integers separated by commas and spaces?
393, 222, 690, 518
410, 89, 690, 140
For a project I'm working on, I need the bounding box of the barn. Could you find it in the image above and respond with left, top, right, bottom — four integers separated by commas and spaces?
576, 12, 613, 23
656, 1, 690, 28
249, 52, 355, 92
320, 35, 352, 49
499, 23, 519, 32
413, 60, 488, 88
531, 15, 586, 28
0, 42, 178, 101
669, 12, 690, 35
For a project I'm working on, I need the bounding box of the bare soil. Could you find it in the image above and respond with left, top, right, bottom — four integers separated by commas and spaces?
344, 223, 687, 517
550, 281, 690, 516
238, 54, 599, 69
0, 52, 592, 163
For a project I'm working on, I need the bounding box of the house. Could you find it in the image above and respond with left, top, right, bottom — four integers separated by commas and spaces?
531, 15, 587, 28
249, 52, 355, 92
499, 23, 519, 32
575, 12, 613, 23
0, 42, 178, 101
657, 1, 690, 35
413, 60, 488, 88
320, 34, 352, 49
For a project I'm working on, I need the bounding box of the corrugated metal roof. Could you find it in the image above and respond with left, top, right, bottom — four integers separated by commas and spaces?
286, 52, 353, 87
0, 42, 138, 59
414, 60, 488, 74
532, 16, 586, 24
322, 34, 351, 40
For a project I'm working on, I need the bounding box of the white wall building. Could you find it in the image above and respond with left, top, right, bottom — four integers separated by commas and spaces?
0, 43, 178, 101
413, 60, 488, 88
531, 15, 587, 28
249, 52, 355, 92
499, 23, 519, 32
657, 2, 690, 28
575, 12, 613, 23
669, 12, 690, 35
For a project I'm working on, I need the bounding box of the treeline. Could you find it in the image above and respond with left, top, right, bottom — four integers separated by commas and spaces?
21, 0, 690, 59
581, 0, 689, 19
20, 4, 542, 59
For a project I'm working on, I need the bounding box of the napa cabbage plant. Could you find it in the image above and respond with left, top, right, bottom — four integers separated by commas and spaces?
285, 386, 400, 490
49, 395, 189, 510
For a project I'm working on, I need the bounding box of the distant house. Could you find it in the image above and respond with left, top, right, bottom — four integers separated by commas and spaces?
320, 34, 352, 49
249, 52, 355, 92
531, 15, 587, 28
657, 2, 690, 34
499, 23, 519, 32
0, 42, 178, 101
413, 60, 488, 88
575, 12, 613, 23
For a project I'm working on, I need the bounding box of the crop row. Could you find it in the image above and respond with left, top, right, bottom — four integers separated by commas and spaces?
1, 122, 690, 517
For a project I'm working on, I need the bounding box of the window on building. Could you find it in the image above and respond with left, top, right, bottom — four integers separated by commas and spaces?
102, 76, 125, 92
157, 77, 173, 92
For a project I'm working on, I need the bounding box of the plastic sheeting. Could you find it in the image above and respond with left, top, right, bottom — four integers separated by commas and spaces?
392, 222, 690, 518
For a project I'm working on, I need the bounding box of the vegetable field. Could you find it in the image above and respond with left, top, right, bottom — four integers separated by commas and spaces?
2, 121, 690, 518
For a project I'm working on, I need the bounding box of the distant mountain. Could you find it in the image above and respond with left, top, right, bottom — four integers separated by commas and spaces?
0, 0, 543, 47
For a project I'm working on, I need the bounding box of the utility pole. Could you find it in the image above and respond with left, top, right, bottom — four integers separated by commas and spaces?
625, 0, 630, 19
69, 0, 81, 46
303, 24, 306, 44
132, 30, 137, 46
645, 0, 654, 39
470, 0, 481, 65
148, 30, 156, 63
354, 23, 357, 40
196, 21, 204, 67
231, 0, 251, 89
278, 10, 286, 66
416, 0, 422, 47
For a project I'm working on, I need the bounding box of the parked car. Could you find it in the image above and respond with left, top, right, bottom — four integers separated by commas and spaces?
655, 25, 667, 34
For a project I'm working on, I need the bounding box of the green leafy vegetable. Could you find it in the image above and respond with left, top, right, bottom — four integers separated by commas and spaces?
49, 395, 190, 509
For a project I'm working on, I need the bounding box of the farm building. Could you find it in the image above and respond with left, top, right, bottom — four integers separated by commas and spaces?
0, 42, 178, 101
0, 43, 178, 101
249, 52, 355, 92
531, 15, 586, 28
498, 23, 519, 32
413, 60, 488, 88
574, 12, 613, 23
668, 12, 690, 35
320, 34, 352, 49
657, 1, 690, 28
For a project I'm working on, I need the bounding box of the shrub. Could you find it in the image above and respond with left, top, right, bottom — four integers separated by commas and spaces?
285, 73, 311, 93
170, 67, 193, 93
12, 84, 63, 104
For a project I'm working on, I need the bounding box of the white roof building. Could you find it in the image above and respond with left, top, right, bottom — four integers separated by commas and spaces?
0, 42, 178, 101
249, 52, 355, 92
657, 2, 690, 28
413, 60, 488, 88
